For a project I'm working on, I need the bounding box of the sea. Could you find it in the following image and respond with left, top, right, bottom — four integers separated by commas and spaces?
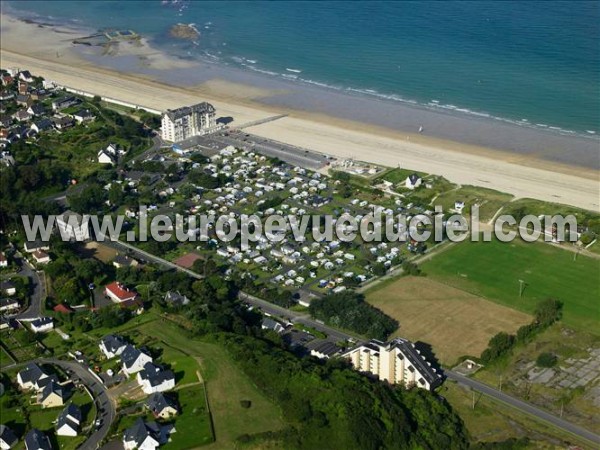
4, 1, 600, 166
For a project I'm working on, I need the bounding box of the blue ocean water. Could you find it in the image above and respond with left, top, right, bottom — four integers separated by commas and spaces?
5, 0, 600, 135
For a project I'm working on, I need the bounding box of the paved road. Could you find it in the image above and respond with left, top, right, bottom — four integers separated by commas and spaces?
446, 370, 600, 446
91, 238, 600, 445
211, 130, 331, 170
13, 255, 46, 320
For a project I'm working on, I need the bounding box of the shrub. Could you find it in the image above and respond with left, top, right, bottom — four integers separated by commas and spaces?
536, 352, 558, 368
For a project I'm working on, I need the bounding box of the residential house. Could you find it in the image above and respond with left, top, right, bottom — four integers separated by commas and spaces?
56, 403, 81, 437
0, 298, 20, 312
72, 109, 95, 124
343, 338, 441, 391
99, 334, 128, 359
31, 118, 53, 133
97, 149, 116, 165
24, 240, 50, 253
163, 291, 189, 307
13, 109, 32, 122
56, 210, 90, 241
120, 345, 153, 376
51, 96, 80, 111
0, 281, 16, 296
122, 418, 166, 450
17, 363, 50, 391
30, 317, 54, 333
0, 424, 18, 449
405, 173, 422, 190
105, 282, 138, 304
136, 362, 175, 394
112, 255, 139, 269
52, 116, 74, 130
15, 94, 32, 107
27, 104, 45, 117
145, 393, 178, 419
24, 429, 52, 450
307, 340, 341, 359
261, 318, 286, 334
0, 74, 13, 86
32, 250, 51, 265
0, 317, 18, 331
39, 381, 66, 408
19, 71, 34, 82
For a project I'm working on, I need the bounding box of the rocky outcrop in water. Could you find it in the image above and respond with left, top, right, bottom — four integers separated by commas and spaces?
169, 23, 199, 40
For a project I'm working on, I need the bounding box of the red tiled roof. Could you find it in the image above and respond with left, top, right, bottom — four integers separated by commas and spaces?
105, 281, 138, 301
173, 253, 202, 269
53, 304, 74, 314
32, 250, 49, 260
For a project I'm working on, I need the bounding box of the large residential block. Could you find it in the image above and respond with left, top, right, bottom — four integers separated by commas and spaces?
343, 338, 442, 391
161, 102, 216, 142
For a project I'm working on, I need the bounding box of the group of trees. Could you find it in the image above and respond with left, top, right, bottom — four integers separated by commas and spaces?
309, 291, 398, 340
480, 298, 563, 364
216, 332, 469, 449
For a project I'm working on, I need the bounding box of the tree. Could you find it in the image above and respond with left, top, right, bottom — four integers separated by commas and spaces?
534, 298, 563, 327
480, 332, 515, 363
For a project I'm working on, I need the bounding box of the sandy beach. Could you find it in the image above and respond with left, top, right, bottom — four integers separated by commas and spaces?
1, 13, 598, 211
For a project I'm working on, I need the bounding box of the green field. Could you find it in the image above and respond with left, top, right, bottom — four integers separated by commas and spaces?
434, 185, 514, 222
136, 319, 285, 448
421, 238, 600, 334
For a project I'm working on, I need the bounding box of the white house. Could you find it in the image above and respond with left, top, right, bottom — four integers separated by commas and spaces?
0, 298, 20, 312
0, 252, 8, 268
0, 424, 18, 449
99, 335, 128, 359
405, 173, 422, 190
17, 363, 50, 391
123, 419, 162, 450
30, 317, 54, 333
136, 362, 176, 394
105, 282, 138, 304
121, 345, 153, 376
32, 250, 51, 265
56, 210, 90, 241
56, 403, 81, 437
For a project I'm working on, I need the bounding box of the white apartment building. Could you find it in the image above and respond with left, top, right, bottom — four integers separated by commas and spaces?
161, 102, 216, 142
56, 210, 90, 241
343, 338, 441, 390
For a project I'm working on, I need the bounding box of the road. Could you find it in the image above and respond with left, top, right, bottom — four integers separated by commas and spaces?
446, 370, 600, 446
13, 255, 46, 320
211, 130, 331, 170
41, 358, 116, 449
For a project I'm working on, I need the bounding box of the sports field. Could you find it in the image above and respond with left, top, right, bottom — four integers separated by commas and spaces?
420, 238, 600, 334
366, 277, 531, 364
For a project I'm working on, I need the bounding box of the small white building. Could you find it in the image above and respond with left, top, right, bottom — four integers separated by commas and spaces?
405, 173, 422, 190
30, 317, 54, 333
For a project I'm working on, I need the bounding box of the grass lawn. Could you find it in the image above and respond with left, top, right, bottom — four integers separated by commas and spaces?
421, 238, 600, 334
136, 320, 285, 448
366, 276, 531, 365
0, 345, 16, 367
434, 185, 514, 222
163, 385, 213, 449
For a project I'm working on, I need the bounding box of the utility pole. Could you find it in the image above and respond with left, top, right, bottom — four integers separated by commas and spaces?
499, 375, 503, 392
472, 390, 476, 410
518, 279, 525, 298
560, 401, 564, 418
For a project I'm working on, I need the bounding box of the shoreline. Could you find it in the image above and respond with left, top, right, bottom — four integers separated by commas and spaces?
1, 14, 599, 211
